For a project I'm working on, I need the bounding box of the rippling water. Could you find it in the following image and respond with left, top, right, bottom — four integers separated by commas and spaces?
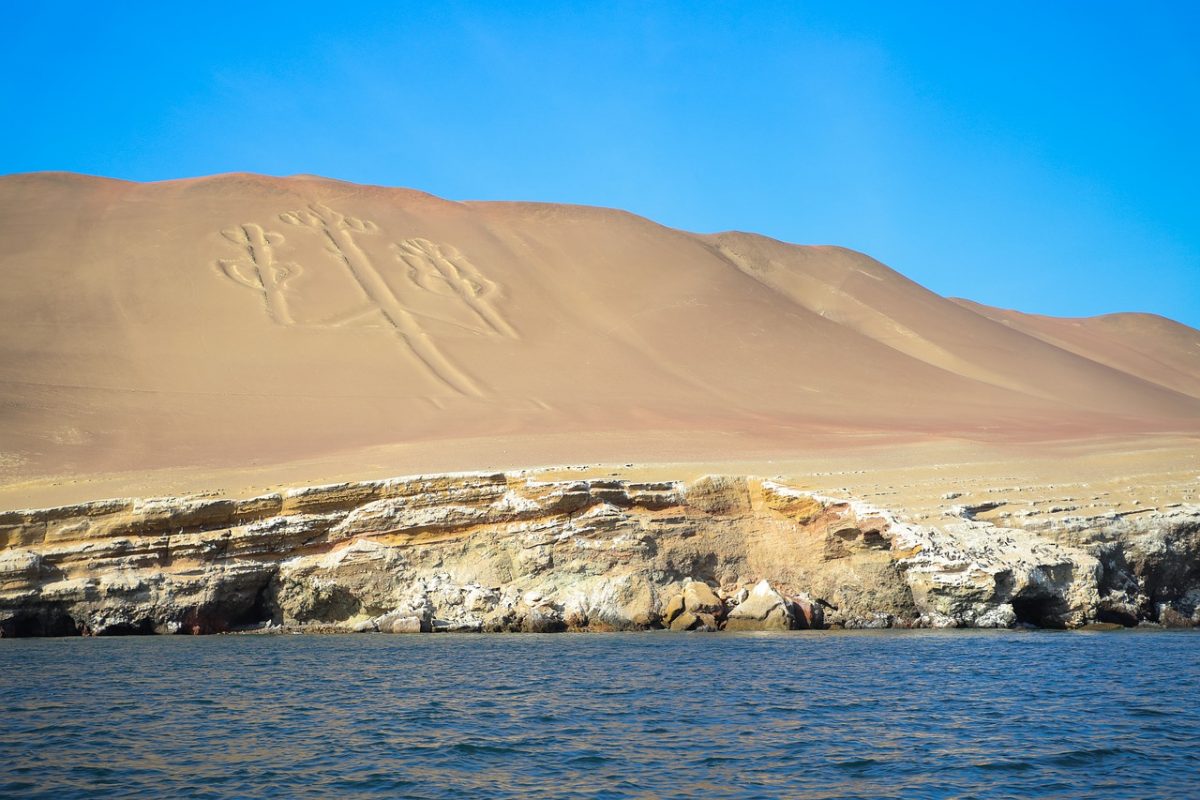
2, 631, 1198, 799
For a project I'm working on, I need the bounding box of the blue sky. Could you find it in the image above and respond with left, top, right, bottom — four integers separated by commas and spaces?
4, 2, 1198, 326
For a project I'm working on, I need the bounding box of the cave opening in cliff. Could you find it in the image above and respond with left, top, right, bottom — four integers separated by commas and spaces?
1010, 595, 1066, 629
0, 608, 79, 638
1096, 606, 1139, 627
95, 619, 157, 636
233, 582, 277, 628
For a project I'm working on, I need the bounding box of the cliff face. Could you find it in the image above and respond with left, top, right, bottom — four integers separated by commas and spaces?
2, 470, 1196, 636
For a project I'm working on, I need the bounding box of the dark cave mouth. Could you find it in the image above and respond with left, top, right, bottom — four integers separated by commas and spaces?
1011, 595, 1067, 629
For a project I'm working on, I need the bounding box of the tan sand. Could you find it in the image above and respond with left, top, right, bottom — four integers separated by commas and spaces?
1, 172, 1197, 509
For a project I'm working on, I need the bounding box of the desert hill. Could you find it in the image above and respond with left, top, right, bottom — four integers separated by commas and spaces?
951, 298, 1200, 401
1, 171, 1198, 504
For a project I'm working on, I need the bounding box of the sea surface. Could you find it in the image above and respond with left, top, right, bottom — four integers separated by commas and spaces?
1, 631, 1197, 799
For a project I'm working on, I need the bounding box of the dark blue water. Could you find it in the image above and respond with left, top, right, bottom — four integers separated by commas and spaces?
2, 631, 1197, 799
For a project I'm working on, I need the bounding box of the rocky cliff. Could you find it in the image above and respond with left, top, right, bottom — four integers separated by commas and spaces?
1, 471, 1197, 636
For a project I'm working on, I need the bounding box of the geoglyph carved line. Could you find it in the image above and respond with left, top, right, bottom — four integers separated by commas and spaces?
215, 224, 298, 325
392, 238, 519, 339
216, 206, 518, 397
276, 204, 485, 397
309, 303, 381, 329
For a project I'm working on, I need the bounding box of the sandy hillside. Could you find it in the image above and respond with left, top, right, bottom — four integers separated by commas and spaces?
1, 172, 1198, 506
952, 298, 1200, 400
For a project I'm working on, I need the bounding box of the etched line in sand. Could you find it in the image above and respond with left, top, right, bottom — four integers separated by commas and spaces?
215, 205, 513, 397
391, 238, 519, 339
215, 224, 299, 324
277, 204, 484, 396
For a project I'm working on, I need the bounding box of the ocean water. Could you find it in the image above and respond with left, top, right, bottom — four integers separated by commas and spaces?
1, 631, 1197, 799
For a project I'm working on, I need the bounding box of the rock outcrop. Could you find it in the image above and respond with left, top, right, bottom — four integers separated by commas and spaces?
724, 580, 795, 631
1, 471, 1197, 636
664, 581, 726, 631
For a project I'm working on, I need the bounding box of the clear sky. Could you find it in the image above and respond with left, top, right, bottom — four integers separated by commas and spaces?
4, 2, 1198, 327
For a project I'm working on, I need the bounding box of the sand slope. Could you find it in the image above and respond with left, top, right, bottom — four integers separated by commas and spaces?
952, 298, 1200, 400
1, 172, 1198, 498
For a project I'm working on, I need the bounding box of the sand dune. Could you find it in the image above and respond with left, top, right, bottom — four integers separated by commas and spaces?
952, 298, 1200, 400
0, 172, 1197, 502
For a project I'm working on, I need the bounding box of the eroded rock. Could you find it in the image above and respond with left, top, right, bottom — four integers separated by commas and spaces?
664, 580, 725, 630
0, 471, 1195, 636
724, 580, 794, 631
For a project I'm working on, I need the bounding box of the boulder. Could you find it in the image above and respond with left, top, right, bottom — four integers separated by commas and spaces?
724, 580, 794, 631
381, 615, 424, 634
669, 610, 720, 632
844, 613, 893, 630
1158, 604, 1196, 629
670, 611, 700, 631
370, 604, 433, 633
607, 576, 661, 629
431, 617, 482, 633
522, 603, 565, 633
682, 582, 725, 618
1095, 599, 1140, 627
565, 575, 661, 630
663, 593, 686, 625
790, 594, 825, 630
482, 604, 520, 632
664, 581, 725, 629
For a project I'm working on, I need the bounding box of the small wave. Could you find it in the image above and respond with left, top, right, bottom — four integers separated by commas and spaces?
973, 759, 1035, 772
1041, 746, 1133, 767
1127, 707, 1172, 718
564, 754, 609, 766
449, 742, 522, 756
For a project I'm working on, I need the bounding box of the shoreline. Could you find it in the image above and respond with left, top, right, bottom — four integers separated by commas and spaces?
5, 622, 1196, 640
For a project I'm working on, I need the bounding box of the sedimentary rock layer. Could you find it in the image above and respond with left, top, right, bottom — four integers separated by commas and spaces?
1, 471, 1196, 636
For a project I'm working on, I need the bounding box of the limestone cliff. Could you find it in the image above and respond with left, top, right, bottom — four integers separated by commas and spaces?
1, 471, 1197, 636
